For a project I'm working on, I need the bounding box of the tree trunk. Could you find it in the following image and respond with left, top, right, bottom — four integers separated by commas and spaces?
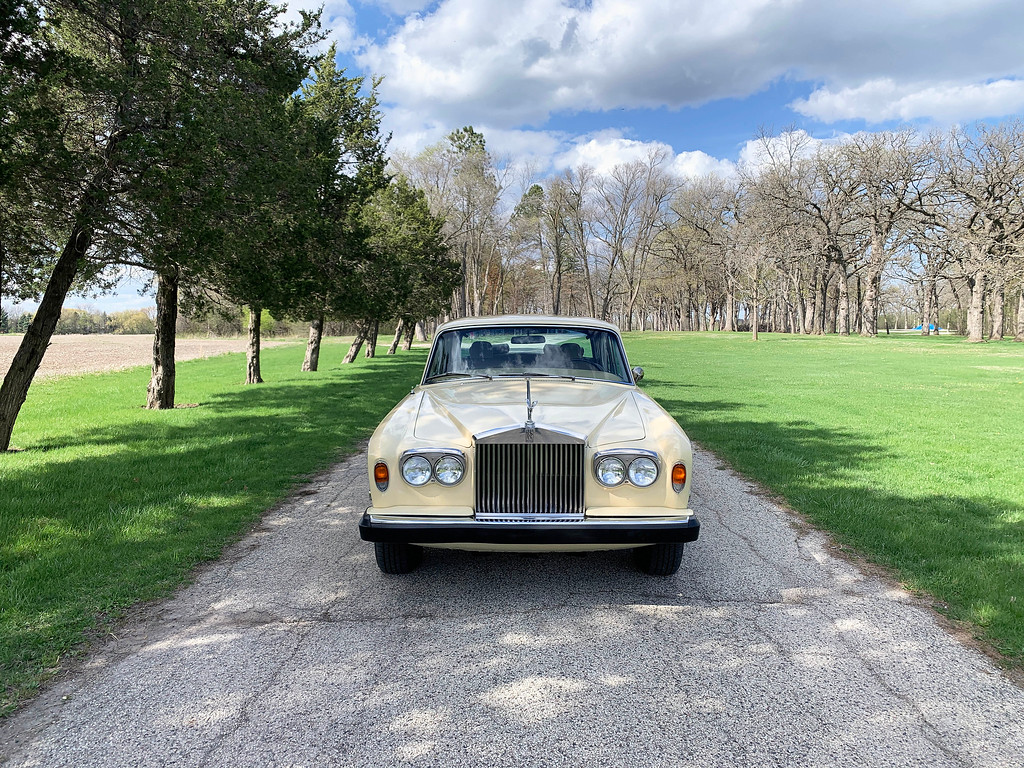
966, 271, 986, 343
0, 226, 89, 450
342, 319, 369, 364
803, 290, 813, 334
1014, 288, 1024, 342
990, 279, 1005, 341
0, 240, 6, 327
146, 268, 178, 409
403, 321, 415, 351
723, 291, 735, 332
246, 307, 263, 384
387, 320, 404, 355
826, 281, 838, 334
952, 283, 966, 335
860, 267, 881, 337
808, 269, 822, 335
459, 249, 468, 318
551, 256, 562, 316
364, 319, 379, 358
414, 321, 427, 342
302, 314, 325, 372
921, 278, 932, 335
837, 272, 850, 336
793, 274, 808, 335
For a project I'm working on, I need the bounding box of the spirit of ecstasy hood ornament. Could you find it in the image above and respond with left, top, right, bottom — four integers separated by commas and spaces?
524, 378, 537, 436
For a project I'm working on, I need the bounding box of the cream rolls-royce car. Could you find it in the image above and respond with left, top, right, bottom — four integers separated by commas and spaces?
358, 316, 700, 575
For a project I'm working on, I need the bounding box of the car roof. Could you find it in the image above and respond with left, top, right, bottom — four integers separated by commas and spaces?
435, 315, 622, 335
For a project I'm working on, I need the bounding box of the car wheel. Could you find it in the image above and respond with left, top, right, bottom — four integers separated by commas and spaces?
634, 542, 684, 576
374, 542, 423, 574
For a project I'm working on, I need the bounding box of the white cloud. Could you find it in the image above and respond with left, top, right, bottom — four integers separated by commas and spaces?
735, 129, 853, 174
672, 151, 737, 180
284, 1, 360, 52
554, 133, 670, 177
356, 0, 1024, 134
385, 121, 738, 184
553, 131, 734, 179
791, 78, 1024, 124
380, 107, 452, 155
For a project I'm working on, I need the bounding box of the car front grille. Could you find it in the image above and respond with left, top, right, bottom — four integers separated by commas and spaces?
475, 441, 585, 521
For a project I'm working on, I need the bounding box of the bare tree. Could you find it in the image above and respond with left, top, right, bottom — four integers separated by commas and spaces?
942, 123, 1024, 342
670, 175, 744, 331
843, 130, 934, 336
747, 133, 862, 335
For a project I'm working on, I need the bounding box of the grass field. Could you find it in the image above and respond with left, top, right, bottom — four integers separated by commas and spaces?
625, 332, 1024, 663
0, 342, 427, 715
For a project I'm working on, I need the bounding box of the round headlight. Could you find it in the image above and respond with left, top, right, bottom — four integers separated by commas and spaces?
628, 457, 658, 487
434, 455, 464, 485
596, 456, 626, 486
402, 455, 432, 486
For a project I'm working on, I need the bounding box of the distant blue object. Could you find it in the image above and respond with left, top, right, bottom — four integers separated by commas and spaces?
912, 324, 943, 331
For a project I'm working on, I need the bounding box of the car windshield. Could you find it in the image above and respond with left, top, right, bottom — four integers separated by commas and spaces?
423, 325, 632, 384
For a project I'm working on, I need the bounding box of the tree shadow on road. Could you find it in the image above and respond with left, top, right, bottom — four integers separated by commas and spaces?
0, 348, 427, 714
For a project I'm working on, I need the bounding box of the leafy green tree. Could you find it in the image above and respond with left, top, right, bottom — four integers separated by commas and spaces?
0, 0, 78, 319
0, 0, 320, 444
341, 177, 457, 362
392, 126, 504, 318
277, 46, 390, 372
108, 309, 155, 335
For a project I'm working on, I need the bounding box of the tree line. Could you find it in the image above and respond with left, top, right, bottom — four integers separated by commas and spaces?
1, 307, 155, 335
1, 0, 457, 450
0, 306, 334, 336
400, 123, 1024, 344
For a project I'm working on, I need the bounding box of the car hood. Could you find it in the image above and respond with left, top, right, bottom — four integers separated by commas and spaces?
411, 378, 647, 447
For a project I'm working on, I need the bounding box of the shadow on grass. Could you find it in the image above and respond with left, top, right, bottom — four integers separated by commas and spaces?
652, 392, 1024, 660
0, 352, 426, 713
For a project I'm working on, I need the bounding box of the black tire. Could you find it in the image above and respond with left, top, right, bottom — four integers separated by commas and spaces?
634, 542, 684, 576
374, 542, 423, 574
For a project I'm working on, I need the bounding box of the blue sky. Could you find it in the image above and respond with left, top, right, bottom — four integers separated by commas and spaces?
15, 0, 1024, 314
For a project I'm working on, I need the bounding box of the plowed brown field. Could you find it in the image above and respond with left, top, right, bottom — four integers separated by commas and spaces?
0, 335, 289, 379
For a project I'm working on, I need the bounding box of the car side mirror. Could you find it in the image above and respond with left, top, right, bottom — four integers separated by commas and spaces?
631, 366, 644, 382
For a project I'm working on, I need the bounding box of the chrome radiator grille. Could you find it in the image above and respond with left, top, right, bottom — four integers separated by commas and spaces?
475, 442, 585, 521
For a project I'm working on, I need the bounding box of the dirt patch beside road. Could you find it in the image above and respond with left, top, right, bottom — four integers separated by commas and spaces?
0, 335, 292, 380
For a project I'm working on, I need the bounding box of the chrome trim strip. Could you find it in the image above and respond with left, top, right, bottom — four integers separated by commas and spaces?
473, 423, 586, 444
592, 447, 661, 464
401, 447, 467, 459
475, 514, 584, 523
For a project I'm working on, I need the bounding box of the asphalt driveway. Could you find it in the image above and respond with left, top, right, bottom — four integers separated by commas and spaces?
3, 449, 1023, 767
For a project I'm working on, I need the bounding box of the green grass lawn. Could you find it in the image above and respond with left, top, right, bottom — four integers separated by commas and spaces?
626, 331, 1024, 663
0, 342, 427, 715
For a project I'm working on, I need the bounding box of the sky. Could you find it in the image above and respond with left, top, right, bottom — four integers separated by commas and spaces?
13, 0, 1024, 314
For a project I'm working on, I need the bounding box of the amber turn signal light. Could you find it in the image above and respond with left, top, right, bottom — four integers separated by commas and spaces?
374, 461, 389, 491
671, 463, 687, 492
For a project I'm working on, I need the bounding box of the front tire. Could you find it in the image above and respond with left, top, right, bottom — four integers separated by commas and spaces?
634, 542, 684, 576
374, 542, 423, 574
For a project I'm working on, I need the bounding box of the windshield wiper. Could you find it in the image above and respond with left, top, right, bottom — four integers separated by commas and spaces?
424, 372, 493, 383
496, 372, 576, 381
